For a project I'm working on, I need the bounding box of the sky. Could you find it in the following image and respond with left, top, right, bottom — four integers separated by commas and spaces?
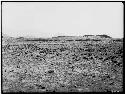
2, 2, 123, 38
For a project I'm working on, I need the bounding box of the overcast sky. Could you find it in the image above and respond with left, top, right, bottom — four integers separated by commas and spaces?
2, 2, 123, 38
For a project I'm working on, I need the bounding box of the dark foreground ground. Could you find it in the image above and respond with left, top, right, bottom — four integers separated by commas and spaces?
2, 35, 123, 93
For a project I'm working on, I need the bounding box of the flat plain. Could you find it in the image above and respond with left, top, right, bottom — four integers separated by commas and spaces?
2, 35, 123, 92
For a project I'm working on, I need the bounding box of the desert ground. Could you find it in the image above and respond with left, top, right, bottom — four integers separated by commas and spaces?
2, 35, 123, 92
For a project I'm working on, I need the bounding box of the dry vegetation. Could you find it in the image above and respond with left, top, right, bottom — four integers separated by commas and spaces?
2, 35, 123, 92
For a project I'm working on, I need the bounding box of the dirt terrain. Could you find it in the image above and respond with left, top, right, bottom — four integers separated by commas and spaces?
2, 35, 123, 92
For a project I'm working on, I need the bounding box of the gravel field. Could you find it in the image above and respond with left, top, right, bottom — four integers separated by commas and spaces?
2, 35, 123, 92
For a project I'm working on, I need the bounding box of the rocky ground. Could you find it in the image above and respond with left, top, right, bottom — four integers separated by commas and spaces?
2, 35, 123, 92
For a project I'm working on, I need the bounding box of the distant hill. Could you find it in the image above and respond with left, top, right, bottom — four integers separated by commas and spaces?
2, 33, 122, 43
96, 34, 112, 38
